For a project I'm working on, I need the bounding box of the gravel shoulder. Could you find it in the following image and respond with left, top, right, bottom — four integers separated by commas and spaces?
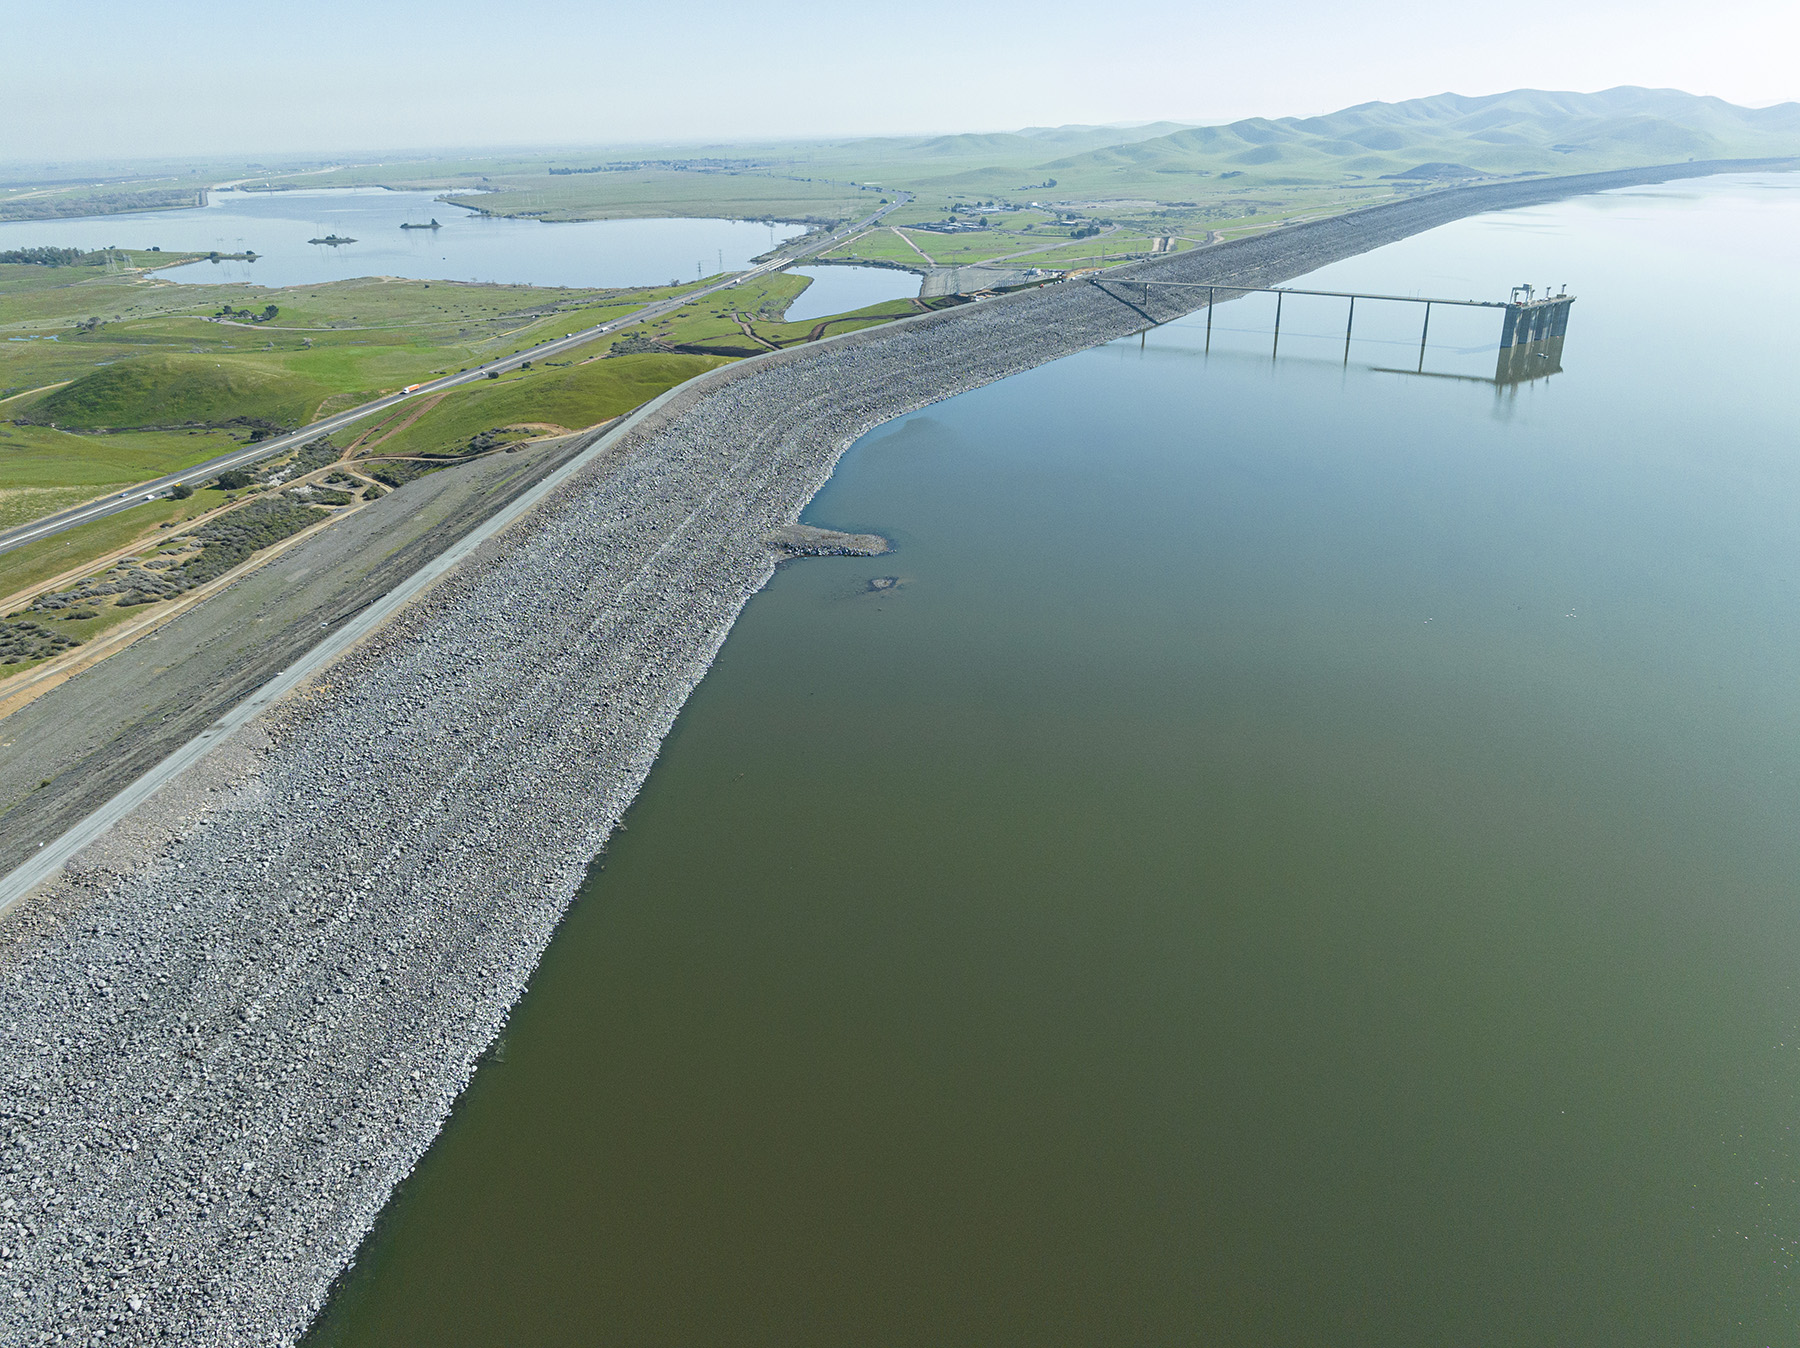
0, 160, 1784, 1346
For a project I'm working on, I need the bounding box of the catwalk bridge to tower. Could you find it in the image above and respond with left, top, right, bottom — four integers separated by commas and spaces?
1095, 275, 1575, 385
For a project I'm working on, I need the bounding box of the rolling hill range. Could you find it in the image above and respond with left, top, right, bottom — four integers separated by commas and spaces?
90, 88, 1795, 233
1019, 87, 1800, 194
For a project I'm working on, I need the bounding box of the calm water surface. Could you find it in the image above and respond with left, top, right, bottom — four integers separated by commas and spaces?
784, 264, 920, 323
0, 188, 802, 289
311, 174, 1800, 1346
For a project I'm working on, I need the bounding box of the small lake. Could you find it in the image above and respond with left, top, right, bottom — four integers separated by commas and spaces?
311, 174, 1800, 1346
0, 188, 805, 290
784, 264, 919, 322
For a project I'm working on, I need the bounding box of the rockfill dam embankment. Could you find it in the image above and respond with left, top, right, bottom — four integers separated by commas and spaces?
0, 159, 1785, 1345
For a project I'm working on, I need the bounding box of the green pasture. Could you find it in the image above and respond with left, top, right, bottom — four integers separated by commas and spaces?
0, 257, 710, 433
366, 352, 728, 460
823, 229, 932, 267
438, 169, 870, 224
0, 421, 245, 491
21, 354, 329, 430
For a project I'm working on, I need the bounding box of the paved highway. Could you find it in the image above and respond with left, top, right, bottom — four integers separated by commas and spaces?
0, 193, 910, 558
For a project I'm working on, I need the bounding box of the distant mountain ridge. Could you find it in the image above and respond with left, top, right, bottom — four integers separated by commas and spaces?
1033, 87, 1800, 185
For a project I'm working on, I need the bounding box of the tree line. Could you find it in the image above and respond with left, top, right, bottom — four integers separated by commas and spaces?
1, 247, 91, 266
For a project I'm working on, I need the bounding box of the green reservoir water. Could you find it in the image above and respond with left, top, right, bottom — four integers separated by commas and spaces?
311, 174, 1800, 1345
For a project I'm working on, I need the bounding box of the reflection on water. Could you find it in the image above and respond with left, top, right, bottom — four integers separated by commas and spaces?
309, 175, 1800, 1347
1493, 333, 1566, 383
0, 188, 804, 289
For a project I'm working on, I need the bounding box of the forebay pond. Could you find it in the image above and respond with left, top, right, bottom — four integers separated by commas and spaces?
0, 187, 804, 290
783, 264, 921, 322
305, 174, 1800, 1345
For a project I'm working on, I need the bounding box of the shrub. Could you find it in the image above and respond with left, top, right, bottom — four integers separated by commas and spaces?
366, 461, 438, 489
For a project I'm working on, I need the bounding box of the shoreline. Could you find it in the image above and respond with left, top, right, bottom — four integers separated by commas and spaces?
0, 158, 1791, 1345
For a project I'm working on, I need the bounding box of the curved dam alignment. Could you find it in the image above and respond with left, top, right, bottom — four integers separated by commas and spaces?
0, 159, 1786, 1345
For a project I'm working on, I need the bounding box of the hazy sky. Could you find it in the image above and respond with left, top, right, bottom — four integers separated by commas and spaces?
10, 0, 1796, 162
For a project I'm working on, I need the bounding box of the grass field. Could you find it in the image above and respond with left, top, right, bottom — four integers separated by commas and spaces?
21, 354, 330, 430
365, 352, 728, 459
0, 421, 245, 491
0, 487, 101, 531
0, 255, 699, 410
438, 169, 874, 225
817, 208, 1195, 271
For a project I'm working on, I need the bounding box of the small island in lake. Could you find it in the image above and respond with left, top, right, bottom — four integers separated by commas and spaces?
308, 234, 356, 246
400, 218, 442, 230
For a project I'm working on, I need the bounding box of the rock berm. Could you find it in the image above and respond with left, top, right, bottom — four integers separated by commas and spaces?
0, 160, 1778, 1345
764, 523, 890, 556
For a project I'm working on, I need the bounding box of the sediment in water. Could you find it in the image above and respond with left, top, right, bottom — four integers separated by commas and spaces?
0, 159, 1784, 1345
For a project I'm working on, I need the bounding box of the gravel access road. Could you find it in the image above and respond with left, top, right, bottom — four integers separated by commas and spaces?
0, 160, 1785, 1346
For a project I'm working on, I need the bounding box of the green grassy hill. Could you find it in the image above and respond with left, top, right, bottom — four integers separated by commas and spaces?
21, 354, 329, 430
366, 352, 726, 460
